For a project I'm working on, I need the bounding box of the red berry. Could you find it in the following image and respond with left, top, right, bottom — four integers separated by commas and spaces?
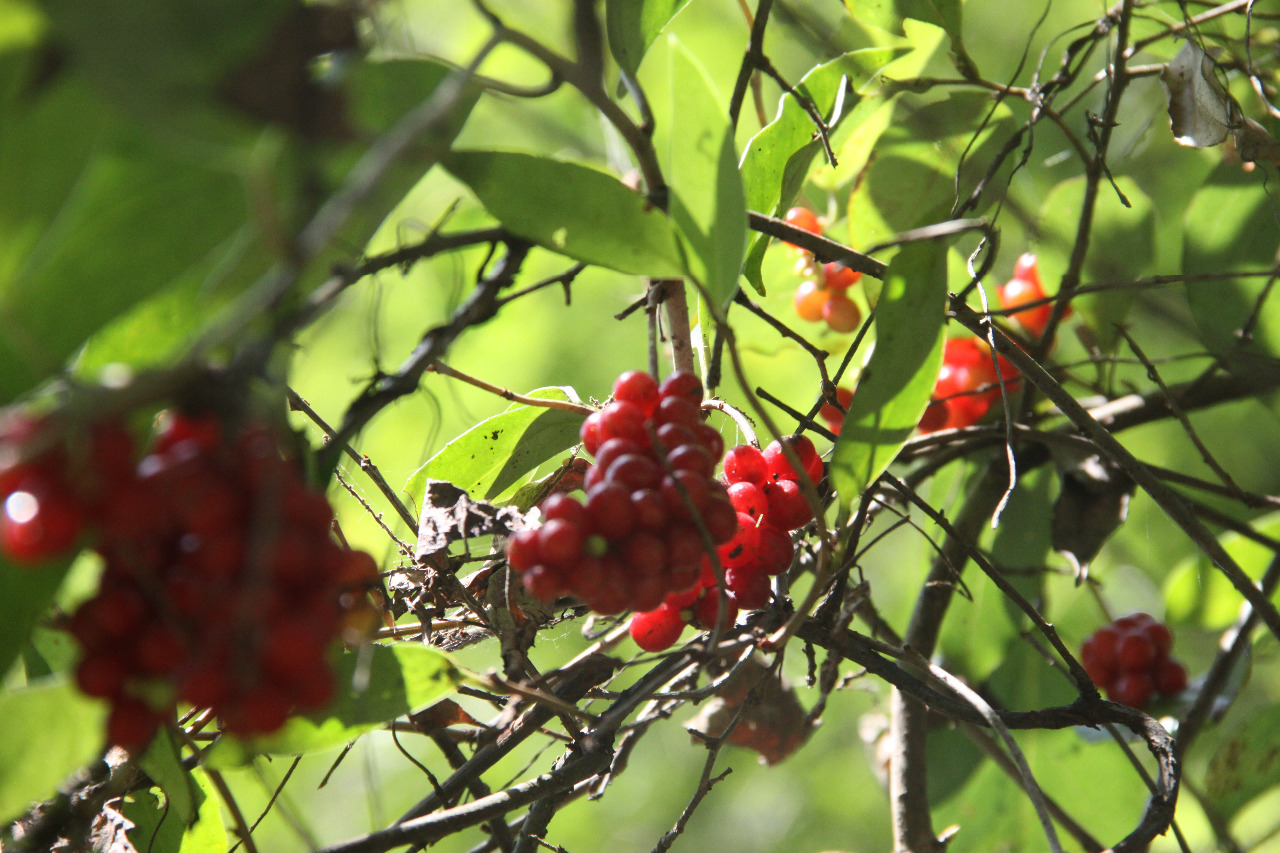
794, 279, 829, 323
1153, 658, 1188, 696
1, 482, 83, 564
727, 481, 767, 519
630, 488, 669, 530
692, 424, 724, 460
999, 273, 1052, 338
580, 412, 605, 455
702, 496, 739, 544
506, 528, 542, 572
823, 262, 861, 291
585, 483, 636, 540
107, 698, 163, 753
763, 435, 823, 483
606, 454, 663, 491
1117, 633, 1155, 671
629, 604, 686, 652
756, 524, 794, 575
154, 411, 221, 455
725, 566, 770, 609
594, 437, 643, 473
661, 471, 710, 519
762, 479, 813, 530
819, 388, 854, 434
723, 445, 768, 486
537, 518, 586, 567
717, 513, 761, 569
541, 493, 588, 526
691, 587, 738, 630
1144, 622, 1174, 657
658, 372, 703, 404
76, 649, 130, 699
613, 371, 661, 416
600, 401, 649, 447
822, 292, 862, 333
666, 444, 715, 478
654, 396, 701, 430
1109, 671, 1154, 709
783, 207, 822, 247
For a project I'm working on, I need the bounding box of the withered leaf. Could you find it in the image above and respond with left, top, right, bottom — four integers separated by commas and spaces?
415, 480, 525, 561
1051, 453, 1134, 583
1161, 41, 1233, 149
686, 656, 812, 765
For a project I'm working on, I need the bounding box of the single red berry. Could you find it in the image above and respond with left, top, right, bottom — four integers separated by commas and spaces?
666, 444, 715, 478
823, 262, 861, 291
1, 482, 83, 564
819, 388, 854, 434
654, 396, 701, 430
727, 481, 767, 520
794, 279, 829, 323
154, 411, 222, 455
505, 528, 543, 572
613, 371, 661, 416
521, 564, 563, 600
621, 530, 667, 576
762, 479, 813, 531
725, 566, 771, 609
783, 207, 822, 247
537, 518, 586, 568
723, 445, 769, 486
606, 453, 663, 491
661, 471, 710, 519
1153, 658, 1188, 696
1114, 612, 1157, 633
1143, 622, 1174, 657
763, 435, 823, 483
107, 699, 163, 753
702, 496, 740, 544
658, 372, 703, 404
655, 423, 698, 453
717, 513, 761, 569
665, 523, 705, 571
75, 649, 130, 699
1109, 671, 1154, 709
756, 524, 794, 575
822, 292, 862, 333
692, 424, 724, 460
580, 412, 605, 456
593, 437, 643, 473
630, 488, 669, 530
999, 273, 1053, 338
585, 483, 636, 540
1117, 633, 1155, 671
629, 604, 686, 652
691, 587, 738, 630
599, 401, 649, 447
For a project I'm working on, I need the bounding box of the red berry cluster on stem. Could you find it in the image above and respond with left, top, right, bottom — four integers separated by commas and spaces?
506, 371, 737, 615
918, 338, 1020, 433
2, 410, 380, 752
628, 434, 816, 652
819, 387, 854, 437
784, 208, 863, 334
1081, 613, 1188, 710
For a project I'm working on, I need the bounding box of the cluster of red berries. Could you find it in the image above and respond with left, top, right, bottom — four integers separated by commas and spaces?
997, 253, 1064, 339
628, 435, 820, 652
1, 411, 379, 751
784, 208, 863, 334
1080, 613, 1188, 710
505, 371, 737, 615
918, 338, 1020, 433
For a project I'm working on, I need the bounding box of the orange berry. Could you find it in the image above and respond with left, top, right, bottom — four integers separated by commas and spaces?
822, 262, 861, 291
822, 292, 862, 333
794, 280, 829, 322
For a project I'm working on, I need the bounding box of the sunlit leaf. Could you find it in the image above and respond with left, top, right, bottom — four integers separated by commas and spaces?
830, 242, 946, 507
445, 151, 684, 276
1183, 164, 1280, 382
1165, 512, 1280, 629
1206, 706, 1280, 820
0, 677, 106, 823
121, 767, 224, 853
847, 0, 972, 75
606, 0, 691, 78
210, 643, 462, 763
1035, 176, 1155, 354
404, 387, 585, 508
644, 34, 746, 311
138, 729, 202, 825
740, 49, 899, 293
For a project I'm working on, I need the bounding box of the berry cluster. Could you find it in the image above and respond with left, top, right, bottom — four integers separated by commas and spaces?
1080, 613, 1188, 710
997, 253, 1065, 339
628, 434, 818, 651
2, 411, 380, 752
918, 338, 1020, 433
784, 208, 863, 334
505, 371, 737, 615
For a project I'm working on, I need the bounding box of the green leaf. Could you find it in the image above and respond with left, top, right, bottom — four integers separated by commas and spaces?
606, 0, 691, 78
830, 242, 947, 507
0, 560, 71, 682
1183, 164, 1280, 378
0, 677, 107, 823
739, 49, 900, 293
1036, 176, 1155, 353
404, 387, 586, 508
139, 728, 202, 825
121, 767, 225, 853
848, 0, 972, 76
1165, 511, 1280, 630
444, 151, 685, 277
643, 34, 746, 312
211, 643, 461, 763
1206, 706, 1280, 820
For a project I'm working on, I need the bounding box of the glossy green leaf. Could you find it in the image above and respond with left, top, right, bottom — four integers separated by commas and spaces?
606, 0, 691, 78
740, 49, 900, 293
0, 677, 106, 823
1036, 176, 1155, 353
1165, 511, 1280, 630
211, 643, 461, 763
1184, 164, 1280, 379
404, 387, 585, 508
0, 561, 71, 682
830, 242, 947, 507
1206, 706, 1280, 820
444, 151, 684, 277
122, 767, 225, 853
644, 34, 746, 312
848, 0, 972, 75
139, 728, 202, 825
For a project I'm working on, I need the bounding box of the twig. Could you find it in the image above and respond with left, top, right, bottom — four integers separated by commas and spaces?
428, 362, 596, 415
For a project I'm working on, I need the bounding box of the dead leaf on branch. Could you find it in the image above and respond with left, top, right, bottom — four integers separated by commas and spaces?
1160, 41, 1280, 164
1051, 452, 1134, 584
686, 656, 813, 765
414, 479, 526, 561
